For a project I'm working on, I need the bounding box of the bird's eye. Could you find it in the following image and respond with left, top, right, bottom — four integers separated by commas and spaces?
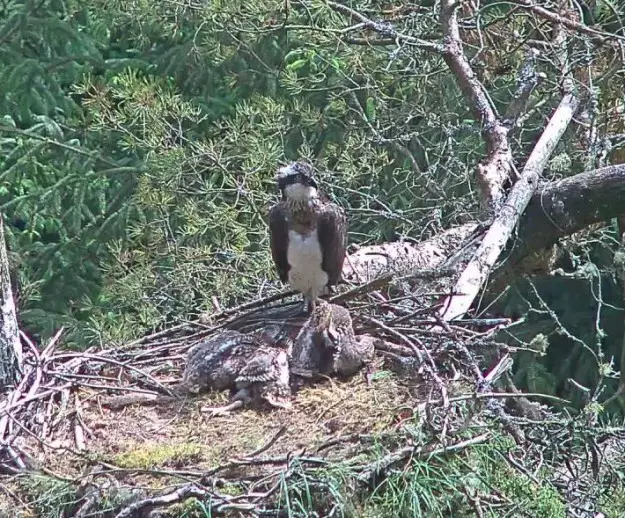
296, 174, 302, 181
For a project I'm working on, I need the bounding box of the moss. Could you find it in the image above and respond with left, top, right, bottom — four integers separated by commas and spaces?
113, 442, 203, 470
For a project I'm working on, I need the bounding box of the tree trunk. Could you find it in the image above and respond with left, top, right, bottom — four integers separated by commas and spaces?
0, 214, 21, 389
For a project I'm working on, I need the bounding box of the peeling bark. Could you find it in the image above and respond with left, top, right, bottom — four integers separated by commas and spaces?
0, 214, 21, 389
512, 164, 625, 263
340, 162, 625, 314
440, 0, 513, 212
342, 223, 479, 283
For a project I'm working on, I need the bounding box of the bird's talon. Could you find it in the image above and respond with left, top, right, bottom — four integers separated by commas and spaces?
201, 399, 244, 416
201, 405, 230, 417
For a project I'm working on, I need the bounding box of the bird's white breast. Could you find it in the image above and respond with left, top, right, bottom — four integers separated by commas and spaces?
287, 229, 328, 298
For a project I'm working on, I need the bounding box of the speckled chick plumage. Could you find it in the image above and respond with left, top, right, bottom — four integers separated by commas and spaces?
183, 330, 292, 410
291, 301, 377, 377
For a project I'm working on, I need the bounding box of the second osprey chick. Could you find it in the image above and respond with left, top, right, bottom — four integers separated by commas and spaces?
183, 330, 293, 416
268, 162, 348, 313
290, 300, 378, 378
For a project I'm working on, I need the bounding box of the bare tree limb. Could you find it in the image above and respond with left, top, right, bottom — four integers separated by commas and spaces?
0, 214, 21, 388
327, 0, 560, 213
340, 166, 625, 301
512, 164, 625, 261
326, 1, 444, 52
342, 224, 480, 282
440, 0, 513, 212
439, 92, 580, 321
514, 0, 625, 43
503, 48, 541, 127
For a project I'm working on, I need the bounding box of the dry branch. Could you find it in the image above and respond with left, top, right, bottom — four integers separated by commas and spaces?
114, 484, 229, 518
515, 0, 625, 42
440, 92, 580, 322
440, 0, 513, 212
343, 165, 625, 291
326, 0, 443, 52
327, 0, 522, 211
0, 214, 20, 387
513, 164, 625, 261
342, 224, 480, 283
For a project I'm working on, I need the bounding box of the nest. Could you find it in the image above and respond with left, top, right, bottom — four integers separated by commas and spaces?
1, 277, 623, 517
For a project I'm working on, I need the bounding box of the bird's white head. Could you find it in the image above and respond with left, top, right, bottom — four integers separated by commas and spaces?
276, 162, 319, 203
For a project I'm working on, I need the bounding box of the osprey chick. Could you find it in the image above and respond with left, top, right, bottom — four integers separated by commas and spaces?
183, 330, 293, 416
268, 162, 348, 313
290, 301, 378, 378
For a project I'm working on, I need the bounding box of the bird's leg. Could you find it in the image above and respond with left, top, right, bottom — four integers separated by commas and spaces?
201, 399, 243, 417
200, 389, 248, 417
291, 367, 318, 379
302, 295, 316, 314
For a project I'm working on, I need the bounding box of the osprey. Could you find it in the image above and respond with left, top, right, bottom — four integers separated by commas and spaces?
290, 301, 378, 379
184, 330, 293, 416
268, 162, 348, 313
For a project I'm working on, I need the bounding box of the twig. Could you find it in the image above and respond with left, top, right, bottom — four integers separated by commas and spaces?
113, 483, 241, 518
326, 1, 443, 52
515, 0, 625, 42
48, 352, 175, 395
239, 426, 287, 459
73, 393, 86, 451
123, 289, 295, 347
357, 432, 491, 483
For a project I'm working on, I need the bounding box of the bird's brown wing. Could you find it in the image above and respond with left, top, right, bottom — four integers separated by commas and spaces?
236, 350, 278, 385
268, 202, 290, 283
317, 201, 348, 286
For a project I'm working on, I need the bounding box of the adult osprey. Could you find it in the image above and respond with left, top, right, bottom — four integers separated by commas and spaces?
268, 162, 347, 313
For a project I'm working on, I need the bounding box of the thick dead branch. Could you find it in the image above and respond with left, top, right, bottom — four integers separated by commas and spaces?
0, 214, 20, 387
342, 162, 625, 290
327, 0, 518, 211
440, 92, 580, 321
343, 224, 479, 283
512, 164, 625, 262
440, 0, 513, 211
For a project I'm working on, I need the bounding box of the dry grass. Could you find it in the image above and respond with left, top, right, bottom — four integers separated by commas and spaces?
24, 360, 413, 482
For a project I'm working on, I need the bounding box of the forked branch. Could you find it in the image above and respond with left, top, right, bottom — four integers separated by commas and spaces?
439, 92, 580, 321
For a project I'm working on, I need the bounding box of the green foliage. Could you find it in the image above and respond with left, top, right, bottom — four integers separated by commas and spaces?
271, 433, 566, 517
0, 0, 624, 365
16, 475, 76, 518
16, 473, 140, 517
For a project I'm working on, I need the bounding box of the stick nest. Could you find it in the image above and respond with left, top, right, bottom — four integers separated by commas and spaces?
1, 282, 624, 517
